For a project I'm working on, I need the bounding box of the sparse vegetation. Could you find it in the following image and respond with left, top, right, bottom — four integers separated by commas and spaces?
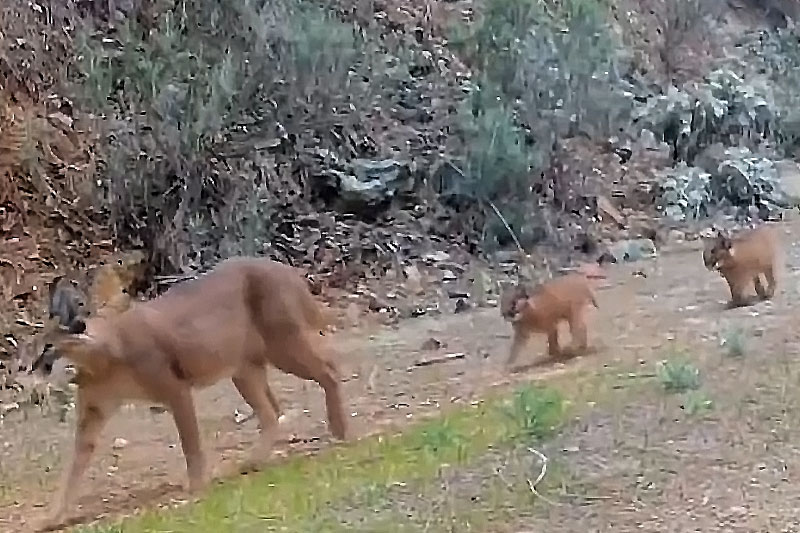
3, 0, 800, 531
448, 0, 630, 239
656, 355, 702, 393
75, 0, 376, 271
721, 326, 747, 357
502, 385, 565, 440
680, 390, 714, 416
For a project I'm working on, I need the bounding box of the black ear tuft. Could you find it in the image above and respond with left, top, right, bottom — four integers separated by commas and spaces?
30, 343, 56, 375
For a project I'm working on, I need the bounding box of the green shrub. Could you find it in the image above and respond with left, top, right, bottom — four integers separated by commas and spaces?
74, 0, 368, 271
502, 385, 564, 439
656, 358, 701, 393
681, 390, 714, 416
447, 0, 630, 212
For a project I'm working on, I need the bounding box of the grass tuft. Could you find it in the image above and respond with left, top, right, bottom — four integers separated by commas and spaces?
720, 326, 747, 358
656, 356, 701, 393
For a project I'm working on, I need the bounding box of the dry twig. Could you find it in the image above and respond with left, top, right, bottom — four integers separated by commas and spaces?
526, 446, 561, 506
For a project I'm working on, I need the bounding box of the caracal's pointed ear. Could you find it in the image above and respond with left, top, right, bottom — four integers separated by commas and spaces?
47, 275, 65, 313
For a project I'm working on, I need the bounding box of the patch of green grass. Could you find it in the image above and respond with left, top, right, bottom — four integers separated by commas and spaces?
503, 385, 564, 439
75, 384, 565, 533
721, 326, 747, 358
680, 390, 714, 416
656, 356, 701, 393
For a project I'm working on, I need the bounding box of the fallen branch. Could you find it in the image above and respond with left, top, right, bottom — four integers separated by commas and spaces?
407, 352, 466, 370
485, 199, 543, 281
154, 274, 198, 288
486, 200, 525, 258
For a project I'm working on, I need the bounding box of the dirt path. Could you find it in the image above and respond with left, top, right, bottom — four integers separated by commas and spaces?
0, 221, 796, 531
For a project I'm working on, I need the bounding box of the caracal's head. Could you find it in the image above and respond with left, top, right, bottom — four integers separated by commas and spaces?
499, 282, 529, 322
702, 231, 733, 271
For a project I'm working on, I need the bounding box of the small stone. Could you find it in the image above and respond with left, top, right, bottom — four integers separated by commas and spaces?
420, 337, 443, 350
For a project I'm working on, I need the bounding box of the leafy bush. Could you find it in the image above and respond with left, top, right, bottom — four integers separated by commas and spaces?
631, 70, 775, 166
681, 390, 714, 416
456, 85, 538, 202
447, 0, 631, 222
656, 147, 789, 221
738, 26, 800, 156
74, 0, 371, 272
657, 163, 712, 221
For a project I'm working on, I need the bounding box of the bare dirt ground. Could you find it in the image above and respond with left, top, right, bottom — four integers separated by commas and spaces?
0, 220, 798, 532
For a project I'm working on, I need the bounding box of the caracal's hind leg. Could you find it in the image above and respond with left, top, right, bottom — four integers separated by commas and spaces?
232, 364, 281, 463
546, 326, 561, 358
264, 379, 284, 422
505, 325, 531, 371
753, 274, 768, 300
261, 366, 283, 421
566, 307, 589, 357
268, 332, 349, 441
762, 264, 777, 299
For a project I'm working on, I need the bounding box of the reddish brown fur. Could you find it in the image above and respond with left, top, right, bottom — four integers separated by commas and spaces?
702, 225, 780, 308
502, 273, 598, 370
39, 257, 348, 528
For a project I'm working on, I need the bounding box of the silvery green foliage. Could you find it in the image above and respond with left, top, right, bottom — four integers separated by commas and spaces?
658, 163, 712, 221
631, 69, 774, 163
451, 0, 636, 202
733, 28, 800, 154
512, 1, 634, 141
635, 63, 793, 221
713, 147, 787, 216
632, 86, 694, 144
658, 148, 788, 221
703, 70, 774, 139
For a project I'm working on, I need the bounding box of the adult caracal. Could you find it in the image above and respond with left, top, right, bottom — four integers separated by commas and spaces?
501, 273, 599, 370
702, 225, 780, 308
36, 257, 349, 528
